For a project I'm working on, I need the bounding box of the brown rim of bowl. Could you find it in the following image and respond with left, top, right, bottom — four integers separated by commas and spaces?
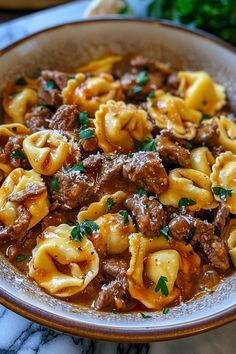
0, 18, 235, 342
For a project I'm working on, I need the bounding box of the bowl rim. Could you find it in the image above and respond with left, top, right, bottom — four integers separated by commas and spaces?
0, 17, 235, 342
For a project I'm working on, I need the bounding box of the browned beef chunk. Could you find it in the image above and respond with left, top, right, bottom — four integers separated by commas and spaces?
98, 154, 126, 186
8, 184, 46, 203
82, 153, 104, 176
79, 128, 99, 153
195, 118, 219, 147
49, 104, 80, 130
168, 214, 230, 270
123, 152, 168, 195
93, 258, 129, 311
50, 170, 95, 209
156, 130, 191, 167
41, 209, 78, 229
125, 194, 166, 237
212, 204, 229, 235
25, 105, 52, 133
0, 206, 31, 243
0, 135, 29, 170
37, 70, 69, 107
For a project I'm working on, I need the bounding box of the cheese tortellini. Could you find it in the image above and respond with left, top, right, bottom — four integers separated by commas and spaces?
190, 147, 215, 176
159, 168, 217, 210
210, 151, 236, 214
147, 90, 201, 140
63, 73, 123, 115
178, 71, 225, 115
0, 168, 49, 229
23, 130, 70, 176
3, 88, 37, 124
76, 56, 122, 75
78, 191, 134, 254
0, 123, 30, 178
127, 233, 201, 309
29, 224, 99, 297
216, 115, 236, 153
94, 100, 153, 153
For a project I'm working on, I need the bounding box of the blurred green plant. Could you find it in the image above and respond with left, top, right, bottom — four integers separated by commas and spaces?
147, 0, 236, 45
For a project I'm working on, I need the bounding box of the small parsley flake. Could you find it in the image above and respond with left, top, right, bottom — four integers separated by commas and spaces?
155, 275, 169, 297
119, 210, 129, 224
148, 92, 155, 99
43, 79, 55, 92
162, 308, 169, 315
66, 163, 86, 173
135, 188, 146, 197
140, 312, 152, 319
212, 187, 232, 201
66, 220, 75, 226
142, 139, 156, 152
132, 85, 142, 94
51, 177, 60, 192
78, 112, 90, 125
11, 149, 25, 160
16, 254, 26, 262
78, 128, 94, 140
136, 70, 149, 85
70, 220, 99, 242
160, 226, 171, 243
184, 227, 196, 245
106, 197, 116, 211
15, 77, 27, 86
105, 156, 112, 162
178, 198, 196, 209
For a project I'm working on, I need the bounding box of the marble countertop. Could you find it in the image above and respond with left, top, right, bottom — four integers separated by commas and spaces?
0, 1, 235, 353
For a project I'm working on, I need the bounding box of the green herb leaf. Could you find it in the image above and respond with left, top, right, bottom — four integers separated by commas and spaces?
212, 187, 232, 201
148, 92, 156, 99
16, 254, 26, 262
136, 70, 149, 85
119, 210, 129, 224
140, 312, 152, 319
184, 141, 193, 150
105, 156, 112, 162
34, 104, 50, 113
133, 139, 143, 151
43, 79, 55, 92
162, 308, 169, 315
51, 177, 60, 192
66, 163, 86, 173
142, 139, 156, 152
66, 220, 75, 226
136, 188, 146, 197
78, 111, 90, 125
201, 114, 212, 121
79, 129, 94, 140
128, 152, 134, 158
11, 149, 25, 160
71, 220, 99, 242
132, 85, 142, 94
155, 275, 169, 297
160, 226, 171, 243
106, 197, 116, 211
184, 227, 196, 245
15, 77, 27, 86
178, 197, 196, 208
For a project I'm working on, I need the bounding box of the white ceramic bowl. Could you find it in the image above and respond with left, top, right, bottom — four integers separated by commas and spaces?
0, 18, 235, 342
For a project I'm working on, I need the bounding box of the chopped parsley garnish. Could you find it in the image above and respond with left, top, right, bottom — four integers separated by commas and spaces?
155, 275, 169, 297
119, 210, 129, 224
34, 104, 50, 112
105, 156, 112, 162
128, 152, 134, 158
68, 75, 76, 80
43, 79, 55, 92
66, 220, 75, 226
184, 141, 193, 150
201, 114, 211, 121
78, 111, 90, 125
148, 91, 155, 99
178, 197, 196, 209
112, 309, 118, 314
135, 188, 146, 197
78, 128, 94, 140
106, 197, 116, 211
212, 187, 232, 201
184, 227, 196, 245
162, 308, 169, 315
140, 312, 152, 319
66, 163, 86, 173
16, 254, 26, 262
142, 139, 156, 152
133, 138, 156, 152
15, 77, 27, 86
11, 149, 25, 160
132, 85, 142, 94
70, 220, 99, 242
136, 70, 149, 86
51, 177, 60, 192
160, 226, 171, 243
